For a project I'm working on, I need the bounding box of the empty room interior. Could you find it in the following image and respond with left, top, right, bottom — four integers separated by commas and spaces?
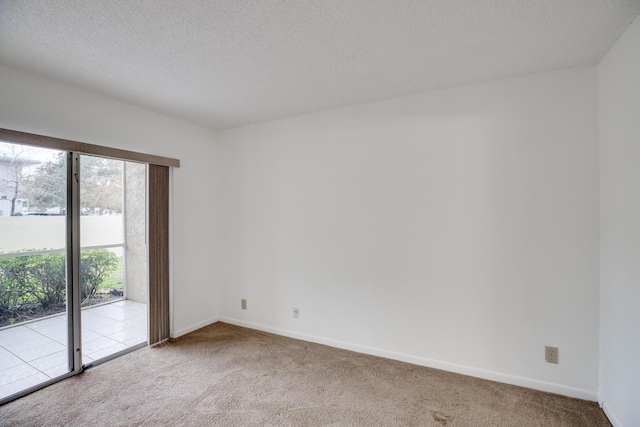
1, 1, 639, 426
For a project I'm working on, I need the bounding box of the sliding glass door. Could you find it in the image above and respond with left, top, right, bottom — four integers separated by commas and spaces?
0, 144, 71, 400
0, 144, 148, 402
79, 155, 147, 366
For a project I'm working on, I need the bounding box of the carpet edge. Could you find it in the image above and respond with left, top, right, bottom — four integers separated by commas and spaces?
171, 316, 220, 338
218, 316, 598, 402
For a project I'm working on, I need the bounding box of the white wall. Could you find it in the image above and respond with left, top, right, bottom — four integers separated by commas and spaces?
0, 65, 219, 337
216, 67, 600, 399
598, 16, 640, 427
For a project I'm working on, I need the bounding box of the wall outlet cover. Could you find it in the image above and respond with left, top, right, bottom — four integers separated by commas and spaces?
545, 346, 559, 364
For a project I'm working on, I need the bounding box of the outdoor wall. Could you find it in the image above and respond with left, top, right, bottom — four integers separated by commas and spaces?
0, 65, 219, 337
598, 16, 640, 427
0, 199, 10, 217
0, 216, 122, 252
124, 161, 148, 304
216, 66, 600, 399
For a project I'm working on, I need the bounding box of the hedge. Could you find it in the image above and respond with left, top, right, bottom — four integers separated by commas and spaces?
0, 249, 118, 323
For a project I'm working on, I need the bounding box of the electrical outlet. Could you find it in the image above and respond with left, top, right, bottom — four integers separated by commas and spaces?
241, 299, 247, 310
545, 346, 558, 364
293, 307, 300, 318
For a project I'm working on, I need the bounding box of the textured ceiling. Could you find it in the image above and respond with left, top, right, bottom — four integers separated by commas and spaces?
1, 1, 639, 130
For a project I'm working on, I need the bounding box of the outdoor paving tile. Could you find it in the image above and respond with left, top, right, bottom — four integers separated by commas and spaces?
45, 330, 68, 345
42, 363, 69, 378
13, 341, 65, 362
2, 334, 55, 353
29, 322, 67, 337
112, 305, 140, 313
82, 318, 113, 331
111, 300, 137, 308
83, 336, 119, 354
130, 304, 148, 313
88, 343, 128, 360
122, 335, 147, 347
81, 329, 102, 342
126, 325, 147, 335
0, 325, 31, 338
24, 316, 66, 330
106, 328, 147, 343
0, 300, 147, 401
100, 309, 143, 321
0, 363, 41, 386
114, 302, 147, 315
100, 310, 129, 322
80, 311, 102, 320
28, 350, 67, 372
85, 305, 117, 316
121, 314, 147, 328
85, 304, 111, 312
95, 321, 128, 336
0, 328, 43, 347
0, 345, 18, 358
123, 309, 147, 319
0, 351, 24, 370
81, 311, 109, 322
0, 372, 50, 400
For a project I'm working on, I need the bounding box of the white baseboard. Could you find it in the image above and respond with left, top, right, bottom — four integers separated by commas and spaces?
218, 316, 598, 401
600, 399, 623, 427
171, 316, 220, 338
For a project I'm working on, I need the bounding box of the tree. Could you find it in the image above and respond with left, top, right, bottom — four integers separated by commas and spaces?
23, 153, 123, 214
23, 152, 66, 212
0, 144, 38, 215
80, 156, 123, 214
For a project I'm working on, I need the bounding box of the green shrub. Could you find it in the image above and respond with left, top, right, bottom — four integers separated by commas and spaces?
0, 249, 119, 320
26, 254, 66, 308
0, 254, 40, 311
0, 258, 28, 312
80, 249, 118, 303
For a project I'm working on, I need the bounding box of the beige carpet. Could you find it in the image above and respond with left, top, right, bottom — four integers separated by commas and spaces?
1, 322, 610, 426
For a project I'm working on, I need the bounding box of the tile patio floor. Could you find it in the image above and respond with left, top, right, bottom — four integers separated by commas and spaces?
0, 299, 147, 400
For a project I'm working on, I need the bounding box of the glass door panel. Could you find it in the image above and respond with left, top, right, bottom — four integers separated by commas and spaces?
0, 146, 150, 402
0, 143, 70, 400
79, 155, 147, 366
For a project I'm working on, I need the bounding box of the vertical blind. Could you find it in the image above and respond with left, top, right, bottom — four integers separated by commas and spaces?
148, 165, 171, 344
